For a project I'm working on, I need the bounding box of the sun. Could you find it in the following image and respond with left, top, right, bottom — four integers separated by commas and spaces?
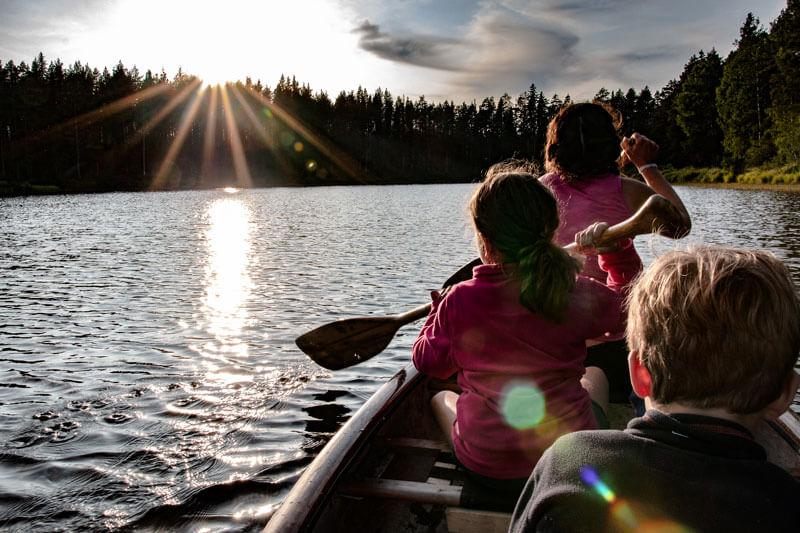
110, 0, 363, 89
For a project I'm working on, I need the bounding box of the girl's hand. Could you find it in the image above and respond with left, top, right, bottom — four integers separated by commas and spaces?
574, 222, 621, 255
430, 285, 453, 302
620, 133, 658, 170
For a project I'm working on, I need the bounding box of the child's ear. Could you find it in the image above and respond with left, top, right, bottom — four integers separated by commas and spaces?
762, 371, 800, 421
478, 232, 500, 264
628, 350, 652, 399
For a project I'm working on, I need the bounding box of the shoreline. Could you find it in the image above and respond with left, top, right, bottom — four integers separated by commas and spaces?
660, 166, 800, 192
677, 182, 800, 192
3, 176, 800, 198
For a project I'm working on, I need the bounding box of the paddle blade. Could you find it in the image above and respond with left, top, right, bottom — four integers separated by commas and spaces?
296, 317, 403, 370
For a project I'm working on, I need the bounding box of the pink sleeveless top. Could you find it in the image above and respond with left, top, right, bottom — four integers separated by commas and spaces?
540, 172, 641, 282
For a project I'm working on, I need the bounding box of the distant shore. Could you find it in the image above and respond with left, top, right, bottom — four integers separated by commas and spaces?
3, 165, 800, 197
679, 182, 800, 192
661, 165, 800, 191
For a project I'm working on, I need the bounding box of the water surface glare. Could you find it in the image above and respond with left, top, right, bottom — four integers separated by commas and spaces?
0, 184, 798, 531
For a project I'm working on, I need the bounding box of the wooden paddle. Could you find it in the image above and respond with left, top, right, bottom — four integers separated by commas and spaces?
297, 194, 682, 370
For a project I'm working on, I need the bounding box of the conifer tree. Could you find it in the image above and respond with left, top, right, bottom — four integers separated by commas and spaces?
768, 0, 800, 164
716, 14, 776, 169
674, 50, 723, 166
594, 87, 610, 103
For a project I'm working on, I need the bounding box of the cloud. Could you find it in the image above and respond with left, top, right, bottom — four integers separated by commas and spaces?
531, 0, 639, 14
352, 20, 462, 71
353, 6, 581, 99
460, 10, 578, 76
545, 45, 686, 100
350, 0, 728, 101
0, 0, 114, 65
418, 5, 577, 99
615, 49, 681, 64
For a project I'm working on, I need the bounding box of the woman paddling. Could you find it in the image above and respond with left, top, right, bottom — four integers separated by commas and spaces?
541, 102, 691, 407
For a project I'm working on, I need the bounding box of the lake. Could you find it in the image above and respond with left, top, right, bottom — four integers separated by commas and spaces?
1, 184, 799, 532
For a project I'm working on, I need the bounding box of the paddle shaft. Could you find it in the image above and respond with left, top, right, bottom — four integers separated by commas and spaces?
297, 194, 680, 370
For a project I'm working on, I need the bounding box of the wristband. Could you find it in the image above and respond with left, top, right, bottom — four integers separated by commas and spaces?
638, 163, 658, 172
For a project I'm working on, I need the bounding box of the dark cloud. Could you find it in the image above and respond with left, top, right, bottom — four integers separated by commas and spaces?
616, 49, 682, 63
352, 20, 462, 71
537, 0, 639, 14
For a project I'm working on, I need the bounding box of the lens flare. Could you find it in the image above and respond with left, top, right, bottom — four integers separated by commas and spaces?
293, 141, 304, 152
280, 132, 294, 147
501, 381, 545, 429
612, 501, 638, 530
580, 465, 615, 502
579, 466, 693, 532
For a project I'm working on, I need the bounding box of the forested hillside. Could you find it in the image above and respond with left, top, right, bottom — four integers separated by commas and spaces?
1, 2, 797, 194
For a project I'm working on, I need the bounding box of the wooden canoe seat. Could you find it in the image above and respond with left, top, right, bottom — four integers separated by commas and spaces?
338, 437, 513, 532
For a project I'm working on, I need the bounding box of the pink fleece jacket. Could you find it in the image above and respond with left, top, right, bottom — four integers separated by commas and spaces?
412, 245, 640, 479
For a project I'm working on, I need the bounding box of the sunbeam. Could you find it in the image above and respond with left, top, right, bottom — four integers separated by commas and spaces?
228, 84, 297, 180
10, 63, 379, 193
239, 85, 375, 184
10, 82, 171, 156
201, 85, 220, 185
150, 85, 206, 190
123, 78, 203, 153
219, 85, 253, 188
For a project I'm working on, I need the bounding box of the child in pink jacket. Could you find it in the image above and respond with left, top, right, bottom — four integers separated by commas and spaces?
412, 162, 640, 504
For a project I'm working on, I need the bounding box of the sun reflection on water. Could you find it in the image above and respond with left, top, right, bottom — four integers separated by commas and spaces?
201, 197, 254, 374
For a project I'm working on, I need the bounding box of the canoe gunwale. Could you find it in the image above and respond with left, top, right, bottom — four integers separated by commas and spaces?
265, 363, 424, 532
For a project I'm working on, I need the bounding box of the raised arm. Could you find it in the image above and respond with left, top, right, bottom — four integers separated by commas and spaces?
620, 133, 691, 239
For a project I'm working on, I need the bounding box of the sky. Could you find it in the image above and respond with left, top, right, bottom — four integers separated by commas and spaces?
0, 0, 789, 103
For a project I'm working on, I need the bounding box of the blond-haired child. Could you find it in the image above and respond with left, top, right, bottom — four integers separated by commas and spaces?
510, 246, 800, 532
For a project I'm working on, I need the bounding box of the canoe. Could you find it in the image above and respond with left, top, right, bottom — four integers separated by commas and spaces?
264, 363, 800, 532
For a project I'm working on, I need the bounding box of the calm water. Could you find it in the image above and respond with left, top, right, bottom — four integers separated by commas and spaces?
1, 184, 799, 532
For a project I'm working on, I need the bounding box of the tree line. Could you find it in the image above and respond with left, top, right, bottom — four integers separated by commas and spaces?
0, 2, 797, 194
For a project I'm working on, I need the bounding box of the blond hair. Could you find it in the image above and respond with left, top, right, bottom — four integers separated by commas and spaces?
626, 245, 800, 413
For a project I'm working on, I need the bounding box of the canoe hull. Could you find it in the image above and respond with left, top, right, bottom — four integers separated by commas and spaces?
266, 364, 444, 532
